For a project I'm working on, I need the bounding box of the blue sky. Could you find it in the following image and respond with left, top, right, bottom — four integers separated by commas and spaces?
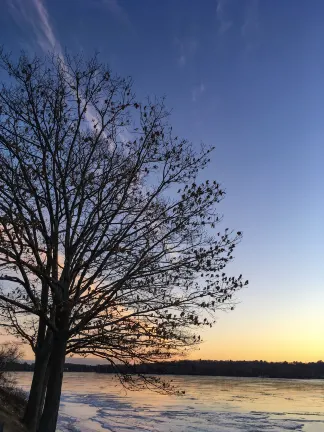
1, 0, 324, 361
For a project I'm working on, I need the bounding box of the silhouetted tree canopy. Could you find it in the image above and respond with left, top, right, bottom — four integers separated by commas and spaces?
0, 49, 246, 431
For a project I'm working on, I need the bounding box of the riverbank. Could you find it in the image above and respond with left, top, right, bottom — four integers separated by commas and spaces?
0, 407, 25, 432
0, 388, 26, 432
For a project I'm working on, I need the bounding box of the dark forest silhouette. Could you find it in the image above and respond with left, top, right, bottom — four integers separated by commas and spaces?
6, 359, 324, 380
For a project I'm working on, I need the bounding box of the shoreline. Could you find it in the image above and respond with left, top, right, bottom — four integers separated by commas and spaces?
0, 407, 25, 432
12, 369, 324, 381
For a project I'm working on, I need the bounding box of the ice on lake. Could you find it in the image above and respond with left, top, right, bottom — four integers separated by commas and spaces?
15, 372, 324, 431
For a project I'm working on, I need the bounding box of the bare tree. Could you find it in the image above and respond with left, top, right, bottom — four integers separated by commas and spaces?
0, 343, 27, 417
0, 343, 21, 386
0, 49, 247, 432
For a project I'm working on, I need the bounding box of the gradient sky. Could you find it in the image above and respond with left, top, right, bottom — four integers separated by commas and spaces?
1, 0, 324, 362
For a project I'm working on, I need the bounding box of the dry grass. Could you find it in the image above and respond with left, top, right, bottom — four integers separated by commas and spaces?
0, 344, 27, 431
0, 385, 27, 417
0, 386, 27, 432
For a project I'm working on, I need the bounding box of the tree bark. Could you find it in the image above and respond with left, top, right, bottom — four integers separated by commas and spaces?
37, 314, 68, 432
38, 353, 51, 421
23, 351, 49, 431
23, 325, 52, 431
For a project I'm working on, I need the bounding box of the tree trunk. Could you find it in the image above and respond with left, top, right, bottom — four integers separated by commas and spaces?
23, 323, 52, 431
38, 353, 51, 420
23, 349, 50, 431
37, 331, 67, 432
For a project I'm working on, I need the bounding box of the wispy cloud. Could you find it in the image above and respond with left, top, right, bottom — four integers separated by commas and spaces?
5, 0, 103, 129
192, 83, 206, 103
216, 0, 261, 54
216, 0, 233, 34
7, 0, 62, 55
174, 37, 198, 67
32, 0, 62, 53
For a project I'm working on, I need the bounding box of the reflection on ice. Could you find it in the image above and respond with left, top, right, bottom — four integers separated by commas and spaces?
15, 373, 324, 432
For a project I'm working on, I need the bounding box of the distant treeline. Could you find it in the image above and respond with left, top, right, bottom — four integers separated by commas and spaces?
5, 360, 324, 379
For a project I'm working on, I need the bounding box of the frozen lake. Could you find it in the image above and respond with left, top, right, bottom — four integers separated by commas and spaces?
15, 372, 324, 431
